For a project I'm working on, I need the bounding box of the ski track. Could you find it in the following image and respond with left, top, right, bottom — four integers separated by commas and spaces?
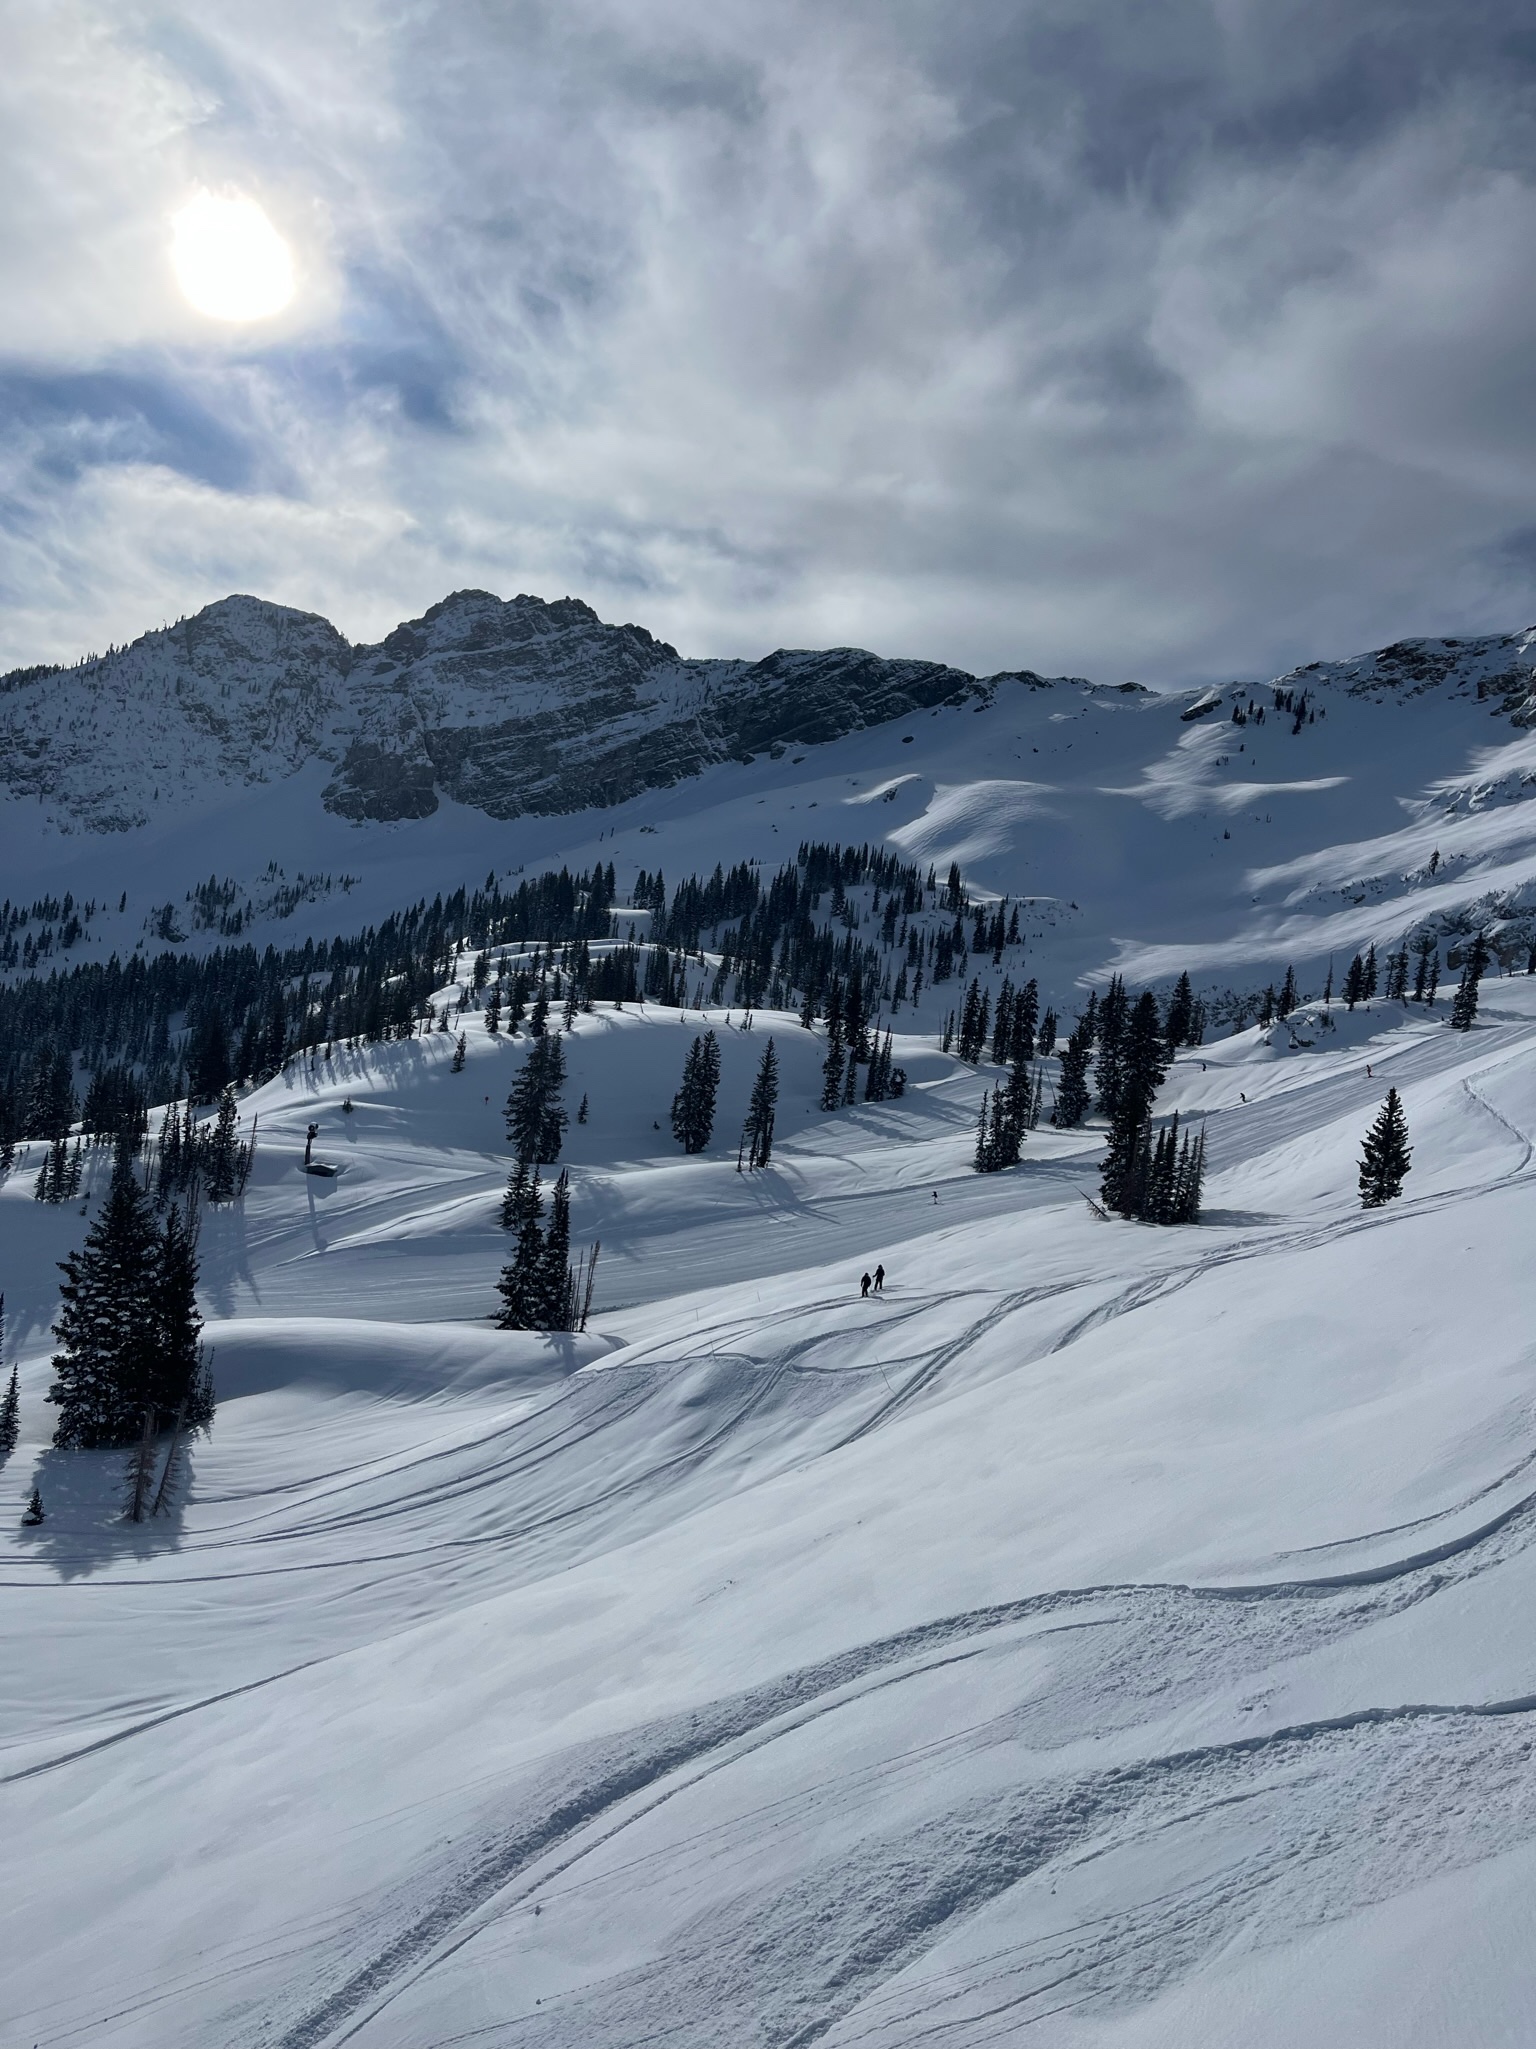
262, 1478, 1536, 2048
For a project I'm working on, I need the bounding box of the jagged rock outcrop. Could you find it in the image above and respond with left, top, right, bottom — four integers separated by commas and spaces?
0, 588, 1046, 830
3, 588, 1532, 833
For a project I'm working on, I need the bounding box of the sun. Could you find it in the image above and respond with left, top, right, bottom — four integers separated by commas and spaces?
171, 193, 295, 323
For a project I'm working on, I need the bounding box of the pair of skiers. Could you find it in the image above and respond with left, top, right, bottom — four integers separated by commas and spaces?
860, 1264, 886, 1298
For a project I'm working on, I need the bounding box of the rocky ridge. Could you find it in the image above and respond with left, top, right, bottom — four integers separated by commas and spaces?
2, 589, 1533, 834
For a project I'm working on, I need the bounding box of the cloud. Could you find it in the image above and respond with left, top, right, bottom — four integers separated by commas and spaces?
3, 0, 1536, 682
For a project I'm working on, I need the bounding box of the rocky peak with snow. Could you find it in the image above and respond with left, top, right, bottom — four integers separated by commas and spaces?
3, 592, 1534, 836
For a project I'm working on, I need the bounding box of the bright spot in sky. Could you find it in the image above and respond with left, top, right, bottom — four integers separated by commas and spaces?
171, 193, 294, 322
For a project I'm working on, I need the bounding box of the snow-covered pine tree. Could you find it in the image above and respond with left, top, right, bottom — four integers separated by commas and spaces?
451, 1031, 467, 1071
21, 1487, 44, 1525
1359, 1088, 1411, 1206
743, 1038, 779, 1169
1449, 930, 1490, 1031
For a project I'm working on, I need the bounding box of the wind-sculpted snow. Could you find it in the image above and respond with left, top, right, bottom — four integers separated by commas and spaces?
8, 986, 1536, 2044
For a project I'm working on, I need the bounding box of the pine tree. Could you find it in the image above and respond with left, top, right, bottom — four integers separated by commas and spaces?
540, 1170, 575, 1329
1342, 953, 1366, 1010
204, 1085, 241, 1202
1411, 933, 1437, 1003
505, 1033, 568, 1163
21, 1487, 44, 1525
1093, 976, 1129, 1117
1359, 1088, 1412, 1206
496, 1169, 546, 1328
670, 1031, 721, 1153
819, 1022, 846, 1112
1163, 972, 1195, 1050
1101, 993, 1168, 1217
1449, 931, 1490, 1031
1363, 944, 1379, 1002
1052, 1025, 1092, 1128
0, 1363, 17, 1460
1278, 965, 1298, 1017
48, 1155, 163, 1448
450, 1032, 467, 1072
743, 1038, 779, 1169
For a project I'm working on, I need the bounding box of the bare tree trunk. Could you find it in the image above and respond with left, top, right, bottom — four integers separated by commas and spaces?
579, 1241, 600, 1332
150, 1398, 188, 1517
126, 1406, 157, 1522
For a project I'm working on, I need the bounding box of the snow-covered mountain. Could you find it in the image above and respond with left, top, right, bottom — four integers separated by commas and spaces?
0, 588, 1044, 832
8, 598, 1536, 2047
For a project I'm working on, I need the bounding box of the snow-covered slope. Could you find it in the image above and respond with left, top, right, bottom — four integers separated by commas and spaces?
5, 981, 1536, 2045
5, 595, 1536, 1004
7, 598, 1536, 2044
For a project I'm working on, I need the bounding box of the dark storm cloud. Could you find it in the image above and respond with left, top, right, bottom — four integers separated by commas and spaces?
3, 0, 1536, 683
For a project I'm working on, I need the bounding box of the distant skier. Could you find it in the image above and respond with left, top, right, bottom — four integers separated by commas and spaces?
860, 1272, 871, 1298
932, 1190, 939, 1203
304, 1122, 319, 1166
873, 1263, 885, 1292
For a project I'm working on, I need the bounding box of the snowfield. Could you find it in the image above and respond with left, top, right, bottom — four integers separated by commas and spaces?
5, 971, 1536, 2047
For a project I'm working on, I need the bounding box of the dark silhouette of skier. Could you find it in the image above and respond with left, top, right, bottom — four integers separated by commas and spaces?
860, 1272, 871, 1298
873, 1263, 885, 1292
305, 1122, 319, 1166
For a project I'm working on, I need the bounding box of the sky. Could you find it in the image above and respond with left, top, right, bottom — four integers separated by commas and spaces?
3, 1, 1536, 687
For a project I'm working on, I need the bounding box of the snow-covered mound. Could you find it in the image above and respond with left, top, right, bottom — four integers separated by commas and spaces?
5, 982, 1536, 2046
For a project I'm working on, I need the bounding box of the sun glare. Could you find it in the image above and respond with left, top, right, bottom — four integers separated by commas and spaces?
171, 193, 295, 323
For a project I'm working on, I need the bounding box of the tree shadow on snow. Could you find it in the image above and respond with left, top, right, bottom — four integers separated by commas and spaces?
18, 1443, 194, 1580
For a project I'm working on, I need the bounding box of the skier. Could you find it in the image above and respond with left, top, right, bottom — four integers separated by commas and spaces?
873, 1263, 885, 1292
860, 1272, 871, 1298
932, 1189, 939, 1203
304, 1122, 319, 1166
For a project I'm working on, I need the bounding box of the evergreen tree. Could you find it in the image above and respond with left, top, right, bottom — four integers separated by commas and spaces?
1163, 971, 1195, 1050
0, 1363, 16, 1460
1342, 953, 1366, 1010
540, 1170, 575, 1329
21, 1487, 44, 1525
670, 1031, 721, 1153
1359, 1088, 1412, 1207
819, 1022, 846, 1112
505, 1033, 568, 1163
48, 1155, 162, 1448
1100, 993, 1168, 1217
1363, 944, 1379, 1002
159, 1205, 212, 1434
450, 1032, 467, 1072
1278, 965, 1298, 1017
1052, 1024, 1092, 1129
1449, 931, 1490, 1031
1411, 933, 1437, 1003
1093, 976, 1130, 1117
204, 1084, 242, 1202
496, 1169, 546, 1328
743, 1038, 779, 1169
